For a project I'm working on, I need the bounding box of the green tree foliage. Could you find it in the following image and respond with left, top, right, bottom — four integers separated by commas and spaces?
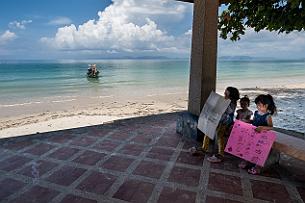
218, 0, 305, 40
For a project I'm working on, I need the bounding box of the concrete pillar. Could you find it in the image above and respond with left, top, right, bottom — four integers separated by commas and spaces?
188, 0, 219, 116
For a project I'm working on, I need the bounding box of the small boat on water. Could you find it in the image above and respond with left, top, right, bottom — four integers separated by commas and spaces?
87, 64, 100, 78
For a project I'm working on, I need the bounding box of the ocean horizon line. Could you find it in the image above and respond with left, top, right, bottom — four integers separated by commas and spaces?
1, 57, 305, 64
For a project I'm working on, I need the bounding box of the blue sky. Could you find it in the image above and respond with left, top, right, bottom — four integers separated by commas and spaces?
0, 0, 304, 60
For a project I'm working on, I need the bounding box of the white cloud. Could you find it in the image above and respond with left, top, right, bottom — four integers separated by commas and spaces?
184, 29, 192, 36
219, 28, 305, 59
48, 17, 72, 26
9, 20, 32, 29
41, 0, 192, 55
0, 30, 17, 45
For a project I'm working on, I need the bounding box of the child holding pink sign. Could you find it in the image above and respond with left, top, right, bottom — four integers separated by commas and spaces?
239, 94, 277, 175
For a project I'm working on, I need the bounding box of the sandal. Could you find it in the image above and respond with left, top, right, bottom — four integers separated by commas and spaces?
207, 154, 223, 163
189, 146, 206, 156
248, 167, 261, 175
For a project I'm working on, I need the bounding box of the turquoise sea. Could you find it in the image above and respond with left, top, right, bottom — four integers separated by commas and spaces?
0, 59, 305, 133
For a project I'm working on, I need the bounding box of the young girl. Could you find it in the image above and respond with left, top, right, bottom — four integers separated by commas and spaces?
236, 96, 253, 169
246, 94, 277, 174
236, 95, 253, 123
190, 87, 240, 163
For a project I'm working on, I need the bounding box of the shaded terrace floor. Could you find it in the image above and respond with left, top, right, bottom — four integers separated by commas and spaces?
0, 112, 304, 203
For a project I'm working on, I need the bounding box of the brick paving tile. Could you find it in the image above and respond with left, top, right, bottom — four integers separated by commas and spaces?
163, 131, 181, 138
0, 178, 26, 200
11, 185, 59, 203
108, 131, 132, 140
251, 180, 292, 203
176, 151, 204, 166
132, 160, 166, 179
60, 194, 97, 203
168, 166, 201, 187
47, 133, 75, 144
0, 148, 9, 156
297, 187, 305, 202
72, 150, 106, 166
91, 139, 121, 152
0, 155, 31, 171
48, 147, 80, 160
208, 172, 243, 196
76, 171, 116, 194
2, 140, 34, 151
45, 165, 86, 186
259, 166, 281, 179
118, 144, 146, 156
112, 179, 155, 203
138, 130, 160, 136
155, 135, 180, 148
157, 187, 196, 203
18, 160, 58, 178
89, 128, 113, 137
209, 161, 240, 173
182, 139, 200, 150
205, 196, 243, 203
146, 147, 174, 161
24, 143, 55, 156
70, 136, 98, 147
101, 156, 135, 172
131, 135, 153, 144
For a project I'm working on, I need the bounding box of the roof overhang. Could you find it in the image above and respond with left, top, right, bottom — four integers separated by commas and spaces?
175, 0, 230, 5
176, 0, 194, 2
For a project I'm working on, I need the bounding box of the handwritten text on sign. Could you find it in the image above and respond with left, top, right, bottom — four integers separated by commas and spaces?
225, 120, 276, 167
197, 91, 230, 140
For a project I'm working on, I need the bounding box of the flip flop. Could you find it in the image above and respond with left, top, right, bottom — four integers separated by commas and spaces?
207, 154, 223, 163
248, 167, 261, 175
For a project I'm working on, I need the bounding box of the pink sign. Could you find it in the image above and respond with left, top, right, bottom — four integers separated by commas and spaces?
225, 120, 276, 167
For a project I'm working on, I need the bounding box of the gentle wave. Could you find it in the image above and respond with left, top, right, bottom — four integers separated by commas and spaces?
51, 99, 77, 103
0, 98, 79, 107
0, 101, 42, 108
90, 95, 114, 99
146, 92, 186, 97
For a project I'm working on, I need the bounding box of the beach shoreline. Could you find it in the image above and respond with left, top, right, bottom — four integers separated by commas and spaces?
1, 85, 305, 138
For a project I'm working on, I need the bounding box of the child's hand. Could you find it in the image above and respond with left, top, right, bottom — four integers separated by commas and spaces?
255, 126, 264, 132
255, 126, 272, 132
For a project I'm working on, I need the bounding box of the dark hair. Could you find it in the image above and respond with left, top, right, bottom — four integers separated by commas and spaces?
226, 86, 240, 104
254, 94, 277, 115
240, 95, 250, 106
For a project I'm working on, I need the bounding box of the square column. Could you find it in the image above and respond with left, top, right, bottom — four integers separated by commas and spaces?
188, 0, 219, 116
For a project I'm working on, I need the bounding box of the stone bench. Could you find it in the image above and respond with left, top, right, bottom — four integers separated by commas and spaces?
272, 129, 305, 181
273, 130, 305, 162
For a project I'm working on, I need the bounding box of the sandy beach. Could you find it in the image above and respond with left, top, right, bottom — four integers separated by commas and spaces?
0, 91, 188, 138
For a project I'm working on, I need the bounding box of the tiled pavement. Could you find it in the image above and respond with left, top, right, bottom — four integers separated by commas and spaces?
0, 112, 304, 203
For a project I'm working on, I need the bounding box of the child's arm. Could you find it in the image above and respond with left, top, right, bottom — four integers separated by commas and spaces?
255, 126, 273, 132
236, 110, 241, 120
